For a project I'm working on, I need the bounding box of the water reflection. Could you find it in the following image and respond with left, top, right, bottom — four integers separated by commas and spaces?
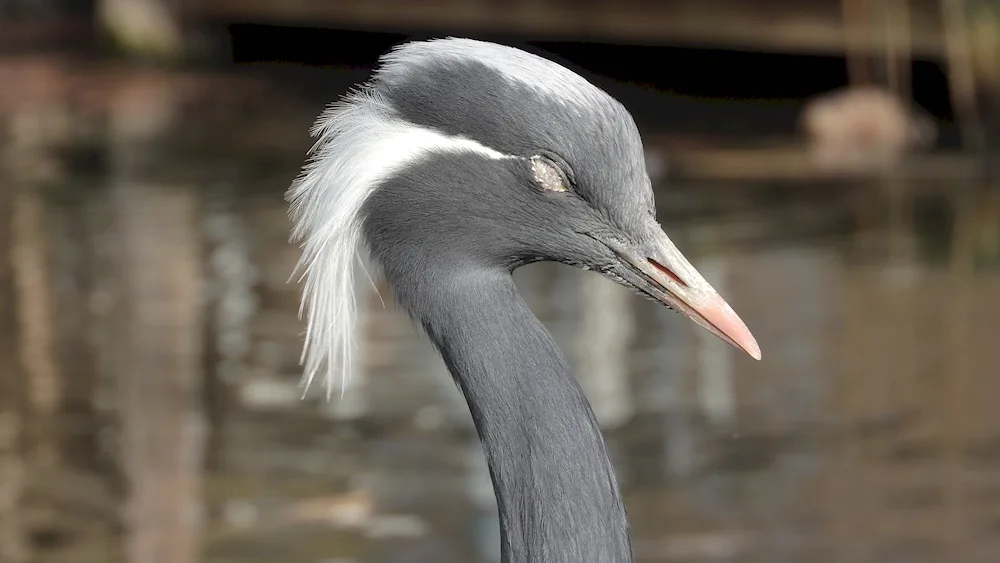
0, 59, 999, 563
574, 274, 636, 430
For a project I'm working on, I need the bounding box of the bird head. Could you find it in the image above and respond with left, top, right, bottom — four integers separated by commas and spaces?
288, 38, 760, 397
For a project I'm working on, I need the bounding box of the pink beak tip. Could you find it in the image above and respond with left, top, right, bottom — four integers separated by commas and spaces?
697, 295, 762, 361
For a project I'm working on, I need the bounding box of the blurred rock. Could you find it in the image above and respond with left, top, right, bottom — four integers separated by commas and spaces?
97, 0, 182, 60
282, 490, 373, 529
363, 514, 428, 540
238, 378, 303, 410
800, 86, 937, 173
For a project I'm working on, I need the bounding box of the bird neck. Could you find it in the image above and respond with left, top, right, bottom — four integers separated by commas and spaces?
411, 268, 633, 563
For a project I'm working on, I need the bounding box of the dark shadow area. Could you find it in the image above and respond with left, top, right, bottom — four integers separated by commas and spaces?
227, 23, 959, 143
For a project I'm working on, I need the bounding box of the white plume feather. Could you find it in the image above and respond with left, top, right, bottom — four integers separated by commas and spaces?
287, 52, 512, 400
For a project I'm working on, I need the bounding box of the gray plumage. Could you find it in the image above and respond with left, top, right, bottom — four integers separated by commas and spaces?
288, 37, 760, 563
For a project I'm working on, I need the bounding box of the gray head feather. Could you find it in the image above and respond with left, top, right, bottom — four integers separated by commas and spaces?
286, 37, 651, 399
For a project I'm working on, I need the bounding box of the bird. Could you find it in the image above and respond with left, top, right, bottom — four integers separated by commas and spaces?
287, 38, 761, 563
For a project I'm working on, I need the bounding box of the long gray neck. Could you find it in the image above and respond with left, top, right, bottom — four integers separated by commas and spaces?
407, 268, 632, 563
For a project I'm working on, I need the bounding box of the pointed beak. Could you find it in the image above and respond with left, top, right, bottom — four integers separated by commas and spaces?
611, 226, 761, 361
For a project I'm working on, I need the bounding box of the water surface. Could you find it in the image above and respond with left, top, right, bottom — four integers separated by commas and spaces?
1, 58, 999, 563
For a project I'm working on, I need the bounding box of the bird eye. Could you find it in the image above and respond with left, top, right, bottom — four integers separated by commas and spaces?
529, 155, 570, 193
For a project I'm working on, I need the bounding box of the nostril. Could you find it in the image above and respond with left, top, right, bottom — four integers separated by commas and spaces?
647, 258, 688, 288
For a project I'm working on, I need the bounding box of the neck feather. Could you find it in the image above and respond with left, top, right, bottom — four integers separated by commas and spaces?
405, 267, 632, 563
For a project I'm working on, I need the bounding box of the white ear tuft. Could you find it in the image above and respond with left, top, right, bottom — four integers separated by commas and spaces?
287, 66, 512, 400
287, 89, 388, 401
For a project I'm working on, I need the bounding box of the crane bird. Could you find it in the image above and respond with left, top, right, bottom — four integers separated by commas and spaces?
287, 38, 761, 563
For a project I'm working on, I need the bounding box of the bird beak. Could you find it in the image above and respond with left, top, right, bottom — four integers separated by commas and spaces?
613, 226, 761, 361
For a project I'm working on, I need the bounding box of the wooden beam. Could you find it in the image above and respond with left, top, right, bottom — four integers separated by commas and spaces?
179, 0, 948, 58
662, 147, 983, 182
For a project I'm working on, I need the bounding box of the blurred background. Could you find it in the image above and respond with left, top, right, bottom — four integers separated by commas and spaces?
2, 1, 1000, 562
